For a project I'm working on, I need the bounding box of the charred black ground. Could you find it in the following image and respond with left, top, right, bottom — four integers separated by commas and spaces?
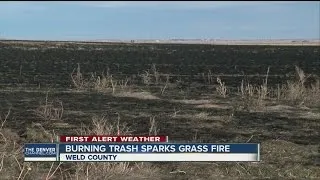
0, 41, 319, 179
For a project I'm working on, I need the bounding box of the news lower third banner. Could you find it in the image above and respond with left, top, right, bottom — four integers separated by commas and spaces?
24, 143, 260, 162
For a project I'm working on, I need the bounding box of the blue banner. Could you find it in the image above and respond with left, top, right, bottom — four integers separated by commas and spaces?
24, 143, 57, 157
58, 143, 259, 153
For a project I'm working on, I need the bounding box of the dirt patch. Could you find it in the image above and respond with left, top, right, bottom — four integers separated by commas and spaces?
195, 103, 231, 110
114, 91, 160, 100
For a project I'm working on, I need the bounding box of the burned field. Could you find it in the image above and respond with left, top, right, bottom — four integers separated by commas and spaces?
0, 41, 319, 179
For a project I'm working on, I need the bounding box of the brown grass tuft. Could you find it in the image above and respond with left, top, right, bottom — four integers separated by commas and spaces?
216, 77, 228, 98
34, 92, 64, 121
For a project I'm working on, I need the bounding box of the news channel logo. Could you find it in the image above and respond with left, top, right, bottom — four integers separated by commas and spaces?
24, 144, 57, 156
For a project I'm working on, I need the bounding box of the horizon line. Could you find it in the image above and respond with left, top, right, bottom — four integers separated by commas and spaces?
1, 38, 319, 46
1, 38, 319, 42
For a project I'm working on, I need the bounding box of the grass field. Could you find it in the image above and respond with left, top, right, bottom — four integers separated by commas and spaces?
0, 40, 319, 179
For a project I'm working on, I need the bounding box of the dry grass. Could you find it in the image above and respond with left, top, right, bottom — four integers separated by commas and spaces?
77, 114, 132, 136
239, 80, 266, 111
139, 64, 169, 86
0, 108, 160, 180
216, 77, 228, 98
25, 123, 58, 143
94, 73, 118, 94
139, 70, 152, 86
160, 74, 170, 96
72, 63, 171, 96
201, 70, 214, 84
148, 116, 159, 136
281, 66, 320, 107
69, 114, 160, 180
235, 66, 320, 110
151, 64, 160, 85
282, 66, 309, 105
238, 67, 270, 111
34, 92, 64, 121
72, 115, 133, 180
307, 79, 320, 106
1, 64, 319, 179
71, 64, 130, 94
67, 64, 316, 110
0, 110, 39, 180
70, 63, 88, 90
1, 109, 69, 180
